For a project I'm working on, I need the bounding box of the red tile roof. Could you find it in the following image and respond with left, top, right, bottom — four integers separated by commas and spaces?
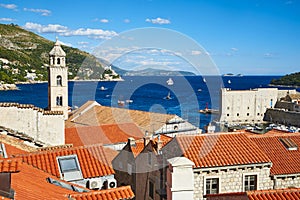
11, 163, 76, 200
14, 144, 117, 179
130, 135, 172, 157
0, 158, 22, 173
130, 140, 145, 158
65, 123, 144, 147
69, 186, 135, 200
250, 133, 300, 175
175, 133, 271, 168
247, 188, 300, 200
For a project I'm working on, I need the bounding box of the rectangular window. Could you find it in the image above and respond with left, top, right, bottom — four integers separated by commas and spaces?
244, 175, 257, 191
58, 157, 79, 173
57, 155, 83, 181
206, 178, 219, 195
149, 180, 154, 199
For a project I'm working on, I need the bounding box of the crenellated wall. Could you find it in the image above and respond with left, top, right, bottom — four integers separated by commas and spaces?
0, 103, 64, 146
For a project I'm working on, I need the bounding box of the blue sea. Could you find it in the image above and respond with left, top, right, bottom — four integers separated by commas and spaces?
1, 76, 298, 130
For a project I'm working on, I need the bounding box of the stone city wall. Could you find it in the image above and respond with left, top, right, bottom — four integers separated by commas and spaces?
0, 103, 64, 146
264, 109, 300, 127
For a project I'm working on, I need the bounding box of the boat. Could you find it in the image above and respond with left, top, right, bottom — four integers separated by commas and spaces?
199, 108, 219, 114
99, 86, 107, 91
203, 78, 206, 83
164, 91, 172, 100
118, 100, 125, 106
166, 78, 174, 86
199, 103, 219, 114
228, 80, 231, 84
197, 88, 202, 92
126, 99, 133, 104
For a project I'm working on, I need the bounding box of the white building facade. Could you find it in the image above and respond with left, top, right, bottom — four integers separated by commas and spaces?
219, 88, 279, 124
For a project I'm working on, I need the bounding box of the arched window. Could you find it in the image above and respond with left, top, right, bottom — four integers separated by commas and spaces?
57, 58, 60, 65
57, 75, 62, 86
56, 96, 63, 106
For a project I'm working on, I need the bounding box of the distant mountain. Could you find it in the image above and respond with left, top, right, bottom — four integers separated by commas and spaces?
0, 23, 119, 83
270, 72, 300, 86
114, 67, 196, 76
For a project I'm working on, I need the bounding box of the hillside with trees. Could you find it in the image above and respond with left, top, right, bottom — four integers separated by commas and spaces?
270, 72, 300, 87
0, 23, 120, 84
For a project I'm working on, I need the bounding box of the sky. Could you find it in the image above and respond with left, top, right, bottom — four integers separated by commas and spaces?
0, 0, 300, 75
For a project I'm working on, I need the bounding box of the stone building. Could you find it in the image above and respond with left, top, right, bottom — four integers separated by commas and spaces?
48, 38, 69, 120
264, 91, 300, 127
0, 40, 67, 146
219, 88, 295, 125
113, 129, 300, 200
66, 100, 201, 137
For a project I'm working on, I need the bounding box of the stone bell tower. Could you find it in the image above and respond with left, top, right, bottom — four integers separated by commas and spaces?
48, 38, 68, 120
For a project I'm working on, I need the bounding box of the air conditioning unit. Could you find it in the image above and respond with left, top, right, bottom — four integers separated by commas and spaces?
106, 178, 117, 189
87, 179, 103, 190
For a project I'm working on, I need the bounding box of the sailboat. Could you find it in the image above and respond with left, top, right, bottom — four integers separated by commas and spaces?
203, 77, 206, 83
164, 91, 172, 100
228, 80, 231, 84
166, 78, 174, 86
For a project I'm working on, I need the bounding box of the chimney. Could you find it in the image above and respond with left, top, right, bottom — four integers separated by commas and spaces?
157, 134, 163, 154
128, 137, 136, 147
143, 131, 151, 146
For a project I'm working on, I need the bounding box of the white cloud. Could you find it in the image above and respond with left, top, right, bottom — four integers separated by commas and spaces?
77, 41, 89, 45
231, 47, 238, 51
0, 18, 14, 22
23, 22, 117, 40
24, 22, 68, 33
24, 8, 51, 16
191, 50, 202, 55
124, 19, 130, 23
145, 17, 171, 25
61, 28, 118, 39
264, 53, 274, 58
100, 19, 109, 23
0, 3, 17, 10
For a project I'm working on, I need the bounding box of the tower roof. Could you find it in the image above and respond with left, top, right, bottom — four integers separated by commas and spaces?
49, 38, 66, 57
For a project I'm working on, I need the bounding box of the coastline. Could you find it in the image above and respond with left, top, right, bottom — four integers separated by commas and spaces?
268, 84, 300, 88
0, 83, 19, 91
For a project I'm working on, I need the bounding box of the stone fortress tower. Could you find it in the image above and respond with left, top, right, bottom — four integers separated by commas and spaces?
48, 38, 68, 120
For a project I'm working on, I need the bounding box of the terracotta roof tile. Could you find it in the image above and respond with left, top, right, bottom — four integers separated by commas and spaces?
130, 140, 145, 158
175, 133, 271, 168
65, 123, 144, 147
130, 135, 172, 157
14, 144, 116, 179
11, 163, 76, 200
0, 135, 36, 154
0, 158, 22, 173
69, 186, 134, 200
247, 188, 300, 200
250, 133, 300, 175
66, 104, 175, 134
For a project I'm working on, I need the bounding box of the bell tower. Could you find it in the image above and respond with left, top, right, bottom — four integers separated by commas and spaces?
48, 38, 68, 120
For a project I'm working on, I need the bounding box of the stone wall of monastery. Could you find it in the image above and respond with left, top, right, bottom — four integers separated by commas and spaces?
0, 103, 64, 146
194, 166, 273, 200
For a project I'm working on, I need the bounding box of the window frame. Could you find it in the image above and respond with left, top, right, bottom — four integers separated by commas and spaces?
204, 176, 220, 195
57, 155, 83, 181
243, 173, 258, 192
